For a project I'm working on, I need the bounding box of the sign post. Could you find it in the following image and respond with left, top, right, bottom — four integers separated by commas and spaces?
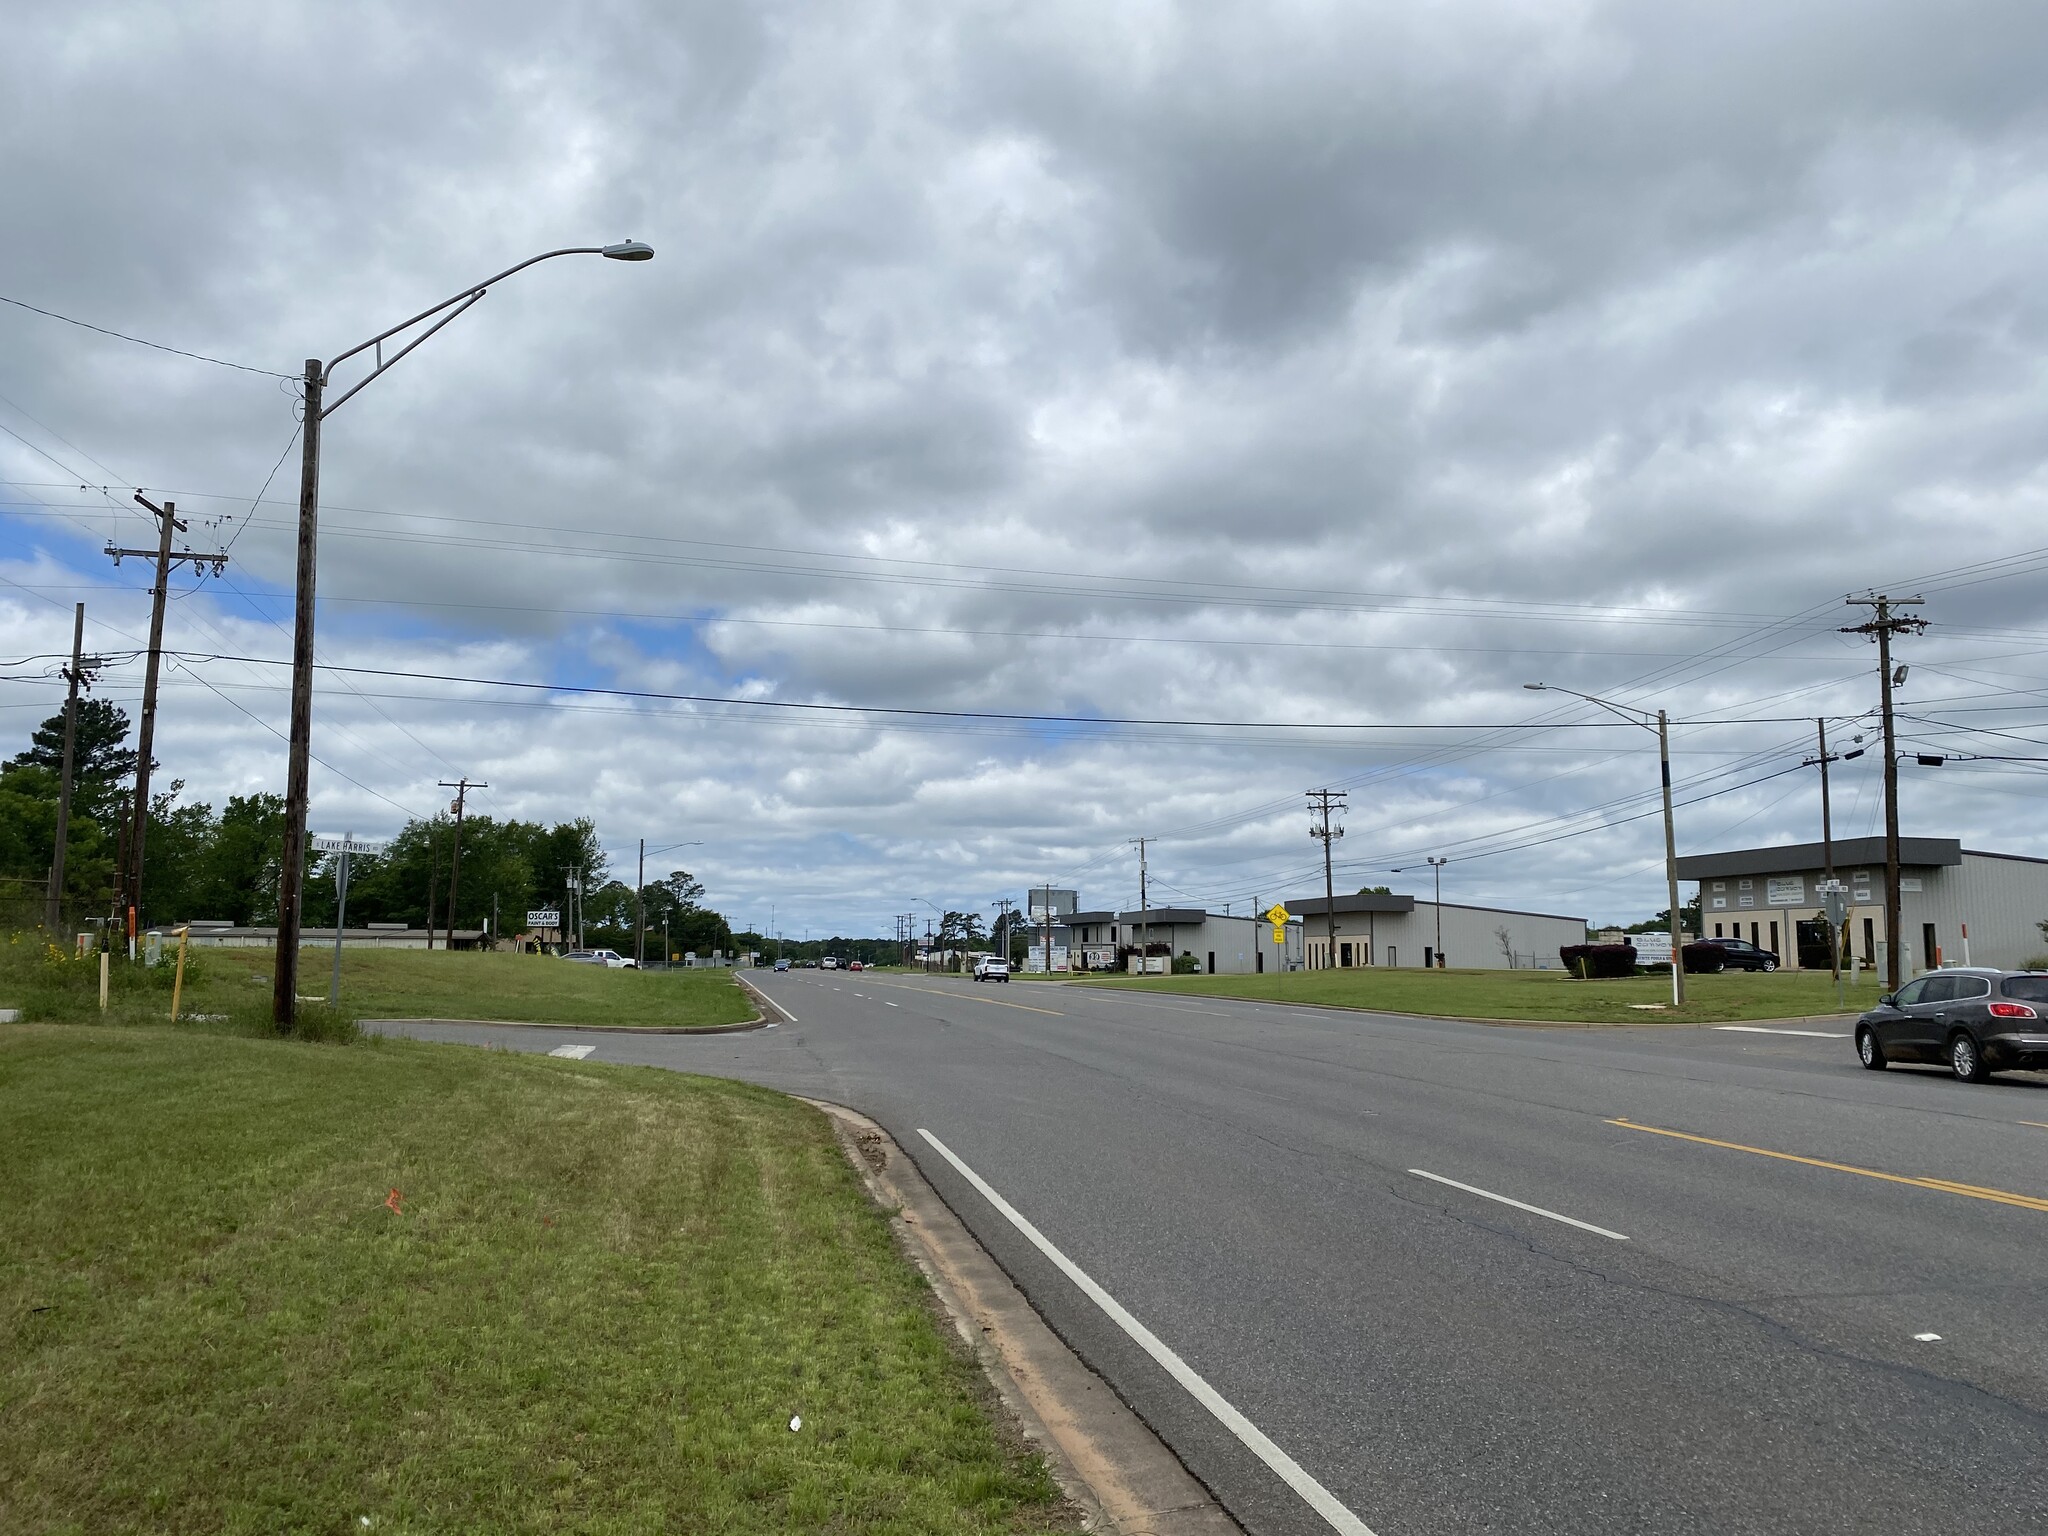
312, 833, 385, 1005
1265, 904, 1290, 979
1819, 880, 1849, 1009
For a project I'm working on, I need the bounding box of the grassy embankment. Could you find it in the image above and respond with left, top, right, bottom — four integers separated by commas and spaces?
0, 1020, 1076, 1534
0, 935, 758, 1031
1081, 965, 1876, 1024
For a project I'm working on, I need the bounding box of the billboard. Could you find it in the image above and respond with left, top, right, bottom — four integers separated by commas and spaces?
1027, 888, 1077, 923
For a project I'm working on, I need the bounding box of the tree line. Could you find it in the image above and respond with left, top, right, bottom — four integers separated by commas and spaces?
0, 702, 738, 956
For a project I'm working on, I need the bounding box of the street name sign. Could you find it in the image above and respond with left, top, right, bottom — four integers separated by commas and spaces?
312, 834, 384, 855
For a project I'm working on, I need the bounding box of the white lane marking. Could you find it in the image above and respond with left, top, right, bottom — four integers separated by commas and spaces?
884, 1001, 899, 1007
1713, 1025, 1849, 1038
1408, 1169, 1629, 1241
1913, 1332, 1942, 1341
547, 1043, 596, 1059
918, 1129, 1378, 1536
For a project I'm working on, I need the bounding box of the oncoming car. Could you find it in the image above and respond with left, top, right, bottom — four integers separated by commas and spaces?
1855, 968, 2048, 1082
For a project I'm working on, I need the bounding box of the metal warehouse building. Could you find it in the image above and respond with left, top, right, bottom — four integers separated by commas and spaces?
1676, 837, 2048, 974
1066, 908, 1306, 974
1286, 892, 1587, 971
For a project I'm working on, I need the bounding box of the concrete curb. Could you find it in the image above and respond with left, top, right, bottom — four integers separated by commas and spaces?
805, 1098, 1242, 1536
1067, 983, 1860, 1031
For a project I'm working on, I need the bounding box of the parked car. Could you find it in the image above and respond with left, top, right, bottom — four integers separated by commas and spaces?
773, 957, 791, 972
1856, 968, 2048, 1082
974, 955, 1010, 983
1699, 936, 1779, 972
564, 949, 636, 969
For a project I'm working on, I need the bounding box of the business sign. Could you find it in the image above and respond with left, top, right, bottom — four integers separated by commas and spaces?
526, 910, 562, 928
312, 834, 385, 856
1766, 875, 1805, 906
1632, 931, 1673, 964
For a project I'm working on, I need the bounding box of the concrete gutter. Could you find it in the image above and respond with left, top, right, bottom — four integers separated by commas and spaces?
806, 1098, 1241, 1536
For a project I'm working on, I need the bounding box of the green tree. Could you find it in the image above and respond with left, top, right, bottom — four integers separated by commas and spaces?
6, 699, 139, 829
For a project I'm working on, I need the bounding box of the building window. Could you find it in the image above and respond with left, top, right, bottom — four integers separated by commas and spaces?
1862, 917, 1875, 964
1715, 923, 1723, 937
1923, 923, 1938, 970
1769, 921, 1779, 955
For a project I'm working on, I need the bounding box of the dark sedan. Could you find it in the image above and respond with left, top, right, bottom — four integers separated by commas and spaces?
1855, 967, 2048, 1082
1701, 936, 1780, 971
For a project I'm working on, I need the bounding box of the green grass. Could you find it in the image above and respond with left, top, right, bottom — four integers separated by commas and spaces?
0, 937, 758, 1032
0, 1023, 1077, 1535
1080, 965, 1878, 1024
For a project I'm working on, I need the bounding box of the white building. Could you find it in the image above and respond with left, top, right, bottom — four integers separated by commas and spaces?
1286, 893, 1586, 970
1676, 837, 2048, 973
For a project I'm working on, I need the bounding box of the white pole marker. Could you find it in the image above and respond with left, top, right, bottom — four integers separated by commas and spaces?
918, 1129, 1379, 1536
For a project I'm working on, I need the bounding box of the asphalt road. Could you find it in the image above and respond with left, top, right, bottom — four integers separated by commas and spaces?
376, 975, 2048, 1535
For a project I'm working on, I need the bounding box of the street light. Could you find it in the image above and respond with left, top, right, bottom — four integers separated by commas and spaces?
1526, 682, 1686, 1007
271, 242, 655, 1026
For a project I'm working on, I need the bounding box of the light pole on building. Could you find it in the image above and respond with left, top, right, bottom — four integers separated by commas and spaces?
270, 241, 654, 1027
1526, 683, 1686, 1007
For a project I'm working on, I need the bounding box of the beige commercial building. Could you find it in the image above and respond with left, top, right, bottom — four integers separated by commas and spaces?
1675, 837, 2048, 973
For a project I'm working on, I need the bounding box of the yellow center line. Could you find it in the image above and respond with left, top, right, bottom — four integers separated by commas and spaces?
1607, 1118, 2048, 1215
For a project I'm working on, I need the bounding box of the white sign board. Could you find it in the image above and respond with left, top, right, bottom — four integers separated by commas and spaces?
1631, 931, 1673, 964
312, 834, 385, 855
527, 910, 562, 928
1766, 875, 1805, 906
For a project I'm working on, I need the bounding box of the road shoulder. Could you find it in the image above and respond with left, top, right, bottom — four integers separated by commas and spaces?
805, 1098, 1243, 1536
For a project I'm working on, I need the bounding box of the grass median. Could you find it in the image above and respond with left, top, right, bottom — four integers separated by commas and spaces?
0, 937, 759, 1032
0, 1022, 1077, 1534
1078, 965, 1876, 1024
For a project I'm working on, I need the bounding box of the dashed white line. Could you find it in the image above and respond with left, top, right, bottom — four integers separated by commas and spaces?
1408, 1169, 1629, 1241
918, 1129, 1379, 1536
546, 1043, 596, 1060
1714, 1025, 1849, 1038
884, 1001, 899, 1007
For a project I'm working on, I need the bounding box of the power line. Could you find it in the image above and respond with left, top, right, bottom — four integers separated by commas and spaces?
0, 293, 295, 379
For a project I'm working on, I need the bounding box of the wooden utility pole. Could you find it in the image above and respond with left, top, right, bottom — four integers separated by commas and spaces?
273, 359, 325, 1026
1130, 838, 1150, 973
107, 495, 227, 951
46, 604, 104, 934
1843, 595, 1926, 991
635, 837, 646, 968
437, 778, 484, 950
1308, 789, 1346, 969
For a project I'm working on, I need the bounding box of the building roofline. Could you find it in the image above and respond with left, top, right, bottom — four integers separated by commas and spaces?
1677, 836, 1962, 879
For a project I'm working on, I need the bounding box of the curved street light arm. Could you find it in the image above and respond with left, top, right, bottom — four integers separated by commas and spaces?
318, 246, 624, 417
1526, 681, 1658, 733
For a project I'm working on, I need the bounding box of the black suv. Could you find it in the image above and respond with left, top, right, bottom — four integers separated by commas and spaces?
1855, 968, 2048, 1082
1701, 936, 1780, 972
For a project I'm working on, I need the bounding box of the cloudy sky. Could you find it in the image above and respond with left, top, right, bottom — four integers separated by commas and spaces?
7, 0, 2048, 939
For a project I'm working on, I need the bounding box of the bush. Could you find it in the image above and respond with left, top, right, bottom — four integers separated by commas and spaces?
2021, 954, 2048, 972
1681, 941, 1728, 974
1171, 952, 1201, 974
1558, 943, 1638, 979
